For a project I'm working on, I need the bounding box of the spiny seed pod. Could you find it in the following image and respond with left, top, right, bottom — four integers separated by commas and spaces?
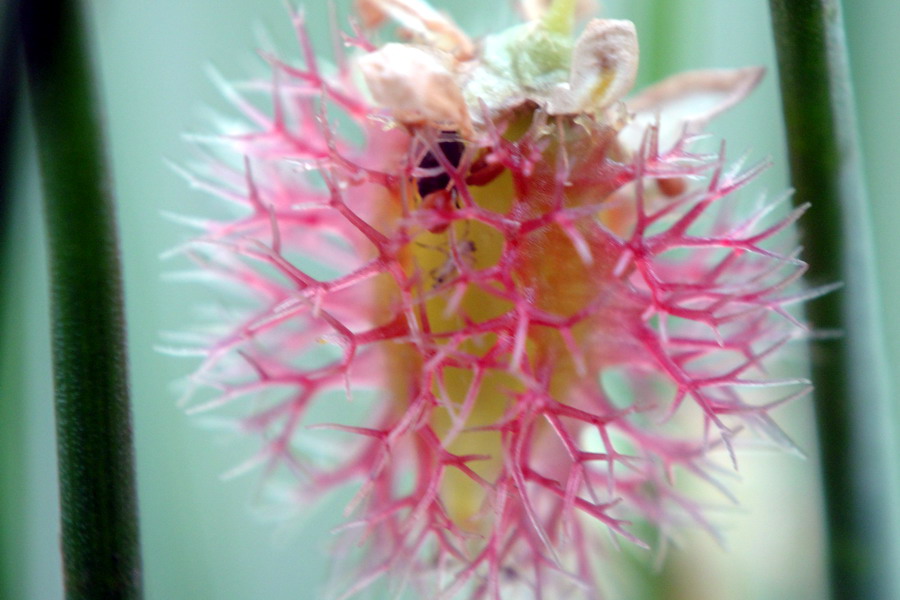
171, 1, 817, 598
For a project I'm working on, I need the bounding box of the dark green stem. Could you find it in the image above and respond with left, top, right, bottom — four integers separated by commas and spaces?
1, 0, 20, 228
768, 2, 898, 599
0, 5, 23, 597
17, 0, 144, 598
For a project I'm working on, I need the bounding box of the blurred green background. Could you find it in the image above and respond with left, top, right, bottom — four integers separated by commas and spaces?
2, 0, 897, 598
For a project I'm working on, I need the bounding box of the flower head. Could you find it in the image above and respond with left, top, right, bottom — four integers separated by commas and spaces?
174, 1, 810, 597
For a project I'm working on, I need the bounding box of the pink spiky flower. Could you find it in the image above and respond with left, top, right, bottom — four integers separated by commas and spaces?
172, 0, 814, 597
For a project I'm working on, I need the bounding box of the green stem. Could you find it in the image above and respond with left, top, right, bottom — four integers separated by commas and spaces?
0, 0, 19, 229
17, 1, 144, 598
767, 2, 899, 599
0, 8, 24, 595
0, 6, 23, 597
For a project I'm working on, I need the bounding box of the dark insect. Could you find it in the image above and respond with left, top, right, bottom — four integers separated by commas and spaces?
415, 131, 465, 198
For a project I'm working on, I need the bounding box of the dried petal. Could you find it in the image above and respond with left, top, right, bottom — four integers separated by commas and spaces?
547, 19, 639, 115
620, 66, 765, 151
356, 0, 475, 59
358, 43, 473, 136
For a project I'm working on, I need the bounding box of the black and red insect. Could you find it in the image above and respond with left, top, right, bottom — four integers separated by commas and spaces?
414, 131, 466, 198
410, 130, 505, 235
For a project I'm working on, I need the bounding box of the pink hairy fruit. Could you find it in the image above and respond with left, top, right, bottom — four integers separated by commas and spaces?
174, 2, 815, 598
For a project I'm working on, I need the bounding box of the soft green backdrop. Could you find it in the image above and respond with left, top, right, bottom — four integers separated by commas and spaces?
2, 0, 896, 598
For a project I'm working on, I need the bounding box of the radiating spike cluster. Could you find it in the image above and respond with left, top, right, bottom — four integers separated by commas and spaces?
173, 6, 811, 600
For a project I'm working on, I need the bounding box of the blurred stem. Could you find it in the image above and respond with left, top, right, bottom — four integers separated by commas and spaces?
0, 4, 24, 600
768, 2, 898, 600
1, 0, 19, 230
17, 0, 144, 599
0, 267, 26, 600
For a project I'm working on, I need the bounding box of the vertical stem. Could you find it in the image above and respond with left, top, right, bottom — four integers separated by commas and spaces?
0, 3, 23, 587
0, 6, 23, 594
767, 2, 899, 599
17, 0, 144, 598
0, 0, 19, 227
